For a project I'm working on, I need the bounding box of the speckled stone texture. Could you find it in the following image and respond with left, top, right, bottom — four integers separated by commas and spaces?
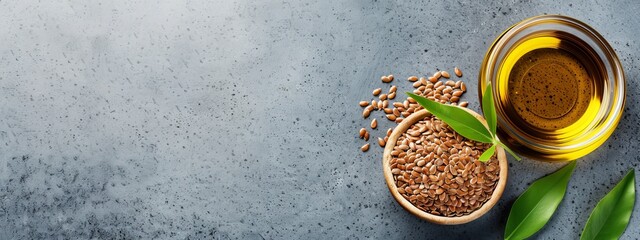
1, 0, 639, 239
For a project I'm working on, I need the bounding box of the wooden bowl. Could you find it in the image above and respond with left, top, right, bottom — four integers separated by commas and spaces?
382, 109, 508, 225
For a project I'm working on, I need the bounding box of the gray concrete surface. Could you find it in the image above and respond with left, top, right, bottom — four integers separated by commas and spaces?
1, 0, 639, 239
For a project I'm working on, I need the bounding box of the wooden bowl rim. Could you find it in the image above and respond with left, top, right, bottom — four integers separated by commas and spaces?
382, 108, 508, 225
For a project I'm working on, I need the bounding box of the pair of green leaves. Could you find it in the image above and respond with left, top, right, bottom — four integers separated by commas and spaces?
406, 84, 520, 162
505, 161, 636, 240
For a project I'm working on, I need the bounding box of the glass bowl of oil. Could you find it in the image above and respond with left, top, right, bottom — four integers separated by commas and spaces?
479, 15, 625, 161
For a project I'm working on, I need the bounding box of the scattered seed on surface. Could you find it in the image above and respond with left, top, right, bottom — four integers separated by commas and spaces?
378, 137, 386, 147
364, 131, 370, 141
420, 77, 429, 85
359, 128, 367, 138
388, 92, 396, 100
454, 67, 462, 77
363, 109, 371, 118
379, 94, 388, 101
432, 71, 442, 79
359, 101, 369, 107
373, 88, 382, 96
371, 119, 378, 129
361, 143, 370, 152
441, 71, 450, 78
445, 80, 455, 87
408, 76, 418, 82
390, 85, 397, 93
393, 108, 400, 117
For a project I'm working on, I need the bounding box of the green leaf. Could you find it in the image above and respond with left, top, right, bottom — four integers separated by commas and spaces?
478, 144, 496, 162
505, 161, 577, 240
482, 83, 497, 136
406, 92, 493, 143
581, 170, 635, 240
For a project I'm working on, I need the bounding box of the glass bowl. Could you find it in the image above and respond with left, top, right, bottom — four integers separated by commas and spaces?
479, 15, 625, 161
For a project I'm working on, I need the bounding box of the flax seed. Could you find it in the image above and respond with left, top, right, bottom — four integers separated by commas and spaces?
363, 109, 370, 118
432, 71, 442, 79
361, 143, 370, 152
388, 92, 396, 100
454, 67, 462, 77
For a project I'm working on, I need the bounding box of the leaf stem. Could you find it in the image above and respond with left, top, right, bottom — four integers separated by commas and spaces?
496, 141, 521, 161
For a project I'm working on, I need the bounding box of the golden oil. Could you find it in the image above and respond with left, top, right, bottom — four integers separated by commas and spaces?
479, 15, 625, 161
507, 48, 595, 130
494, 33, 605, 137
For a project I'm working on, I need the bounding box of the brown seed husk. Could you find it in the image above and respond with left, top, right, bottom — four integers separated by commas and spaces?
361, 143, 370, 152
454, 67, 462, 77
378, 137, 386, 147
373, 88, 382, 96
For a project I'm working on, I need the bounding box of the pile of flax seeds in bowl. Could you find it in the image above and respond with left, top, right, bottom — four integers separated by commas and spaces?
358, 68, 501, 217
